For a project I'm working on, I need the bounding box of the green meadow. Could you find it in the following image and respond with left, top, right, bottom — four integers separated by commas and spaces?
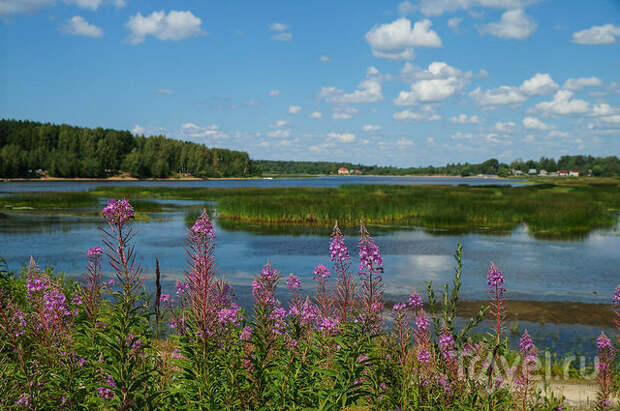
90, 179, 620, 238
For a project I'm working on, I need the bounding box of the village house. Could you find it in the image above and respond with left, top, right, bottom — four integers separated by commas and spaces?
569, 170, 580, 177
528, 168, 537, 175
557, 170, 569, 176
337, 167, 350, 175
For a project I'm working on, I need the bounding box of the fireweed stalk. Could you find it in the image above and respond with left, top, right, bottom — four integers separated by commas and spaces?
80, 246, 103, 324
330, 222, 357, 323
312, 264, 332, 321
595, 332, 616, 409
514, 329, 538, 410
486, 262, 506, 388
358, 221, 384, 333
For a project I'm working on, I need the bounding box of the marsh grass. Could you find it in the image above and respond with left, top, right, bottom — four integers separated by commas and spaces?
0, 192, 99, 209
92, 181, 620, 237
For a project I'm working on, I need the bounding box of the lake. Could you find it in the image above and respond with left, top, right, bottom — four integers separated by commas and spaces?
1, 177, 617, 355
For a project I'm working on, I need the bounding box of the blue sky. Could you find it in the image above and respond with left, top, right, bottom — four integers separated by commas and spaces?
1, 0, 619, 167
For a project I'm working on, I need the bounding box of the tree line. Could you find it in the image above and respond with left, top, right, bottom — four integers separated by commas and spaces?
0, 119, 256, 178
255, 155, 620, 177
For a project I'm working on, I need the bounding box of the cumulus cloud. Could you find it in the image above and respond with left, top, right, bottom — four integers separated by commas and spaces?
394, 62, 470, 105
126, 10, 206, 45
494, 121, 517, 132
270, 120, 288, 128
365, 18, 442, 60
309, 111, 323, 119
327, 132, 356, 143
572, 24, 620, 45
523, 116, 554, 130
470, 86, 526, 106
60, 16, 103, 38
266, 129, 292, 138
180, 123, 228, 140
269, 21, 292, 41
600, 115, 620, 124
534, 90, 591, 116
362, 124, 382, 132
519, 73, 558, 95
269, 90, 281, 96
414, 0, 542, 17
0, 0, 55, 15
319, 67, 383, 104
320, 55, 331, 63
155, 88, 173, 94
332, 107, 358, 120
562, 77, 603, 91
393, 105, 442, 121
450, 114, 482, 124
478, 9, 537, 39
65, 0, 102, 10
288, 105, 302, 114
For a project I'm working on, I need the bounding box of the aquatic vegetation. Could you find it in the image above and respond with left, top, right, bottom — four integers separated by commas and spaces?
0, 199, 618, 409
91, 180, 620, 238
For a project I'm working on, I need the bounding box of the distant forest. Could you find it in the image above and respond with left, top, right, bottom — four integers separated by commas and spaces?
255, 156, 620, 177
0, 119, 256, 178
2, 119, 619, 179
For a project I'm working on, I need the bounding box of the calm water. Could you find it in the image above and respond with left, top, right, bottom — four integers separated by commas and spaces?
0, 175, 523, 193
1, 178, 617, 355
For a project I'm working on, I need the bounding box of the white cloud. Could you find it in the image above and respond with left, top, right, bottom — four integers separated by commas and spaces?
269, 90, 281, 96
494, 121, 517, 132
394, 62, 470, 105
65, 0, 102, 10
396, 138, 414, 146
534, 90, 591, 116
180, 123, 228, 139
0, 0, 55, 15
415, 0, 542, 17
114, 0, 126, 7
269, 21, 292, 41
562, 77, 603, 91
519, 73, 557, 96
448, 17, 463, 30
523, 116, 554, 130
320, 55, 331, 63
451, 131, 473, 140
572, 24, 620, 45
60, 16, 103, 38
469, 86, 526, 106
362, 124, 382, 132
266, 129, 292, 138
131, 124, 145, 135
600, 115, 620, 124
450, 114, 482, 124
319, 67, 383, 104
270, 120, 288, 128
155, 88, 173, 95
591, 103, 613, 116
478, 9, 537, 39
288, 105, 302, 114
393, 106, 442, 121
309, 111, 323, 119
269, 22, 289, 31
365, 18, 442, 60
327, 132, 356, 143
397, 1, 415, 16
548, 130, 568, 137
333, 112, 353, 120
126, 10, 206, 45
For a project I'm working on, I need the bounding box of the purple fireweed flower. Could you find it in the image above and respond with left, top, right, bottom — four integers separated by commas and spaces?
97, 387, 114, 400
240, 326, 252, 341
87, 246, 103, 256
313, 264, 330, 280
15, 394, 31, 407
102, 199, 134, 225
71, 295, 82, 305
286, 273, 301, 292
408, 292, 423, 310
190, 210, 215, 240
439, 331, 457, 363
358, 234, 383, 275
613, 284, 620, 305
520, 329, 534, 354
415, 314, 430, 332
288, 305, 300, 316
78, 357, 87, 367
597, 332, 612, 350
318, 316, 340, 335
217, 305, 241, 326
487, 263, 505, 296
392, 302, 408, 313
260, 263, 279, 281
437, 372, 452, 394
301, 300, 318, 325
329, 226, 350, 264
159, 293, 171, 304
27, 276, 47, 293
176, 281, 189, 297
417, 348, 431, 364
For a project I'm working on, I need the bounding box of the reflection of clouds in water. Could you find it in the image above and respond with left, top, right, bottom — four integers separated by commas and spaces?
385, 254, 452, 295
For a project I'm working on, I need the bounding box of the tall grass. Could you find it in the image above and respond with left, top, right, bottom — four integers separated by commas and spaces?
0, 192, 99, 209
92, 181, 620, 237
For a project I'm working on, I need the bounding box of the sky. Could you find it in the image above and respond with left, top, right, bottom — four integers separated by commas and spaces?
1, 0, 619, 167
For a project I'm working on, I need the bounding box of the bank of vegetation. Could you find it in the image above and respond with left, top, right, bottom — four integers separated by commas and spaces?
90, 179, 620, 237
0, 119, 256, 179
